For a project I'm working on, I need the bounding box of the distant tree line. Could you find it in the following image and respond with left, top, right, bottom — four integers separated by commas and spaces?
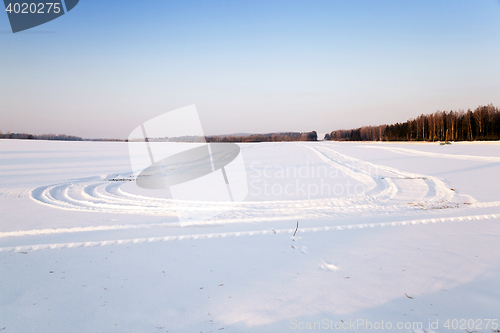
0, 130, 317, 143
325, 104, 500, 142
0, 131, 129, 142
129, 135, 205, 143
88, 138, 126, 142
127, 132, 318, 143
206, 131, 318, 142
0, 132, 84, 141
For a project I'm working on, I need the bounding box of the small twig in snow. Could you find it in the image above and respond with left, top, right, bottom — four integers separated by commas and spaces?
293, 221, 299, 237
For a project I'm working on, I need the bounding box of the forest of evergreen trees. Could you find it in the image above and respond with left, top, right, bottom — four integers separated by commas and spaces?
325, 105, 500, 142
4, 104, 499, 143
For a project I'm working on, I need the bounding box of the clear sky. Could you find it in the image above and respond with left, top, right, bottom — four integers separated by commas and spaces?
1, 0, 500, 139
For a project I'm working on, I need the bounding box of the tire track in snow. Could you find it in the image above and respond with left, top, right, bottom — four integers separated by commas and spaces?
0, 188, 31, 199
28, 178, 472, 225
300, 143, 463, 205
354, 145, 500, 162
1, 212, 498, 253
27, 143, 478, 224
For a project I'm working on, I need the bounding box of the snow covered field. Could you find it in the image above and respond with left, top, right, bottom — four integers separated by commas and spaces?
1, 140, 499, 332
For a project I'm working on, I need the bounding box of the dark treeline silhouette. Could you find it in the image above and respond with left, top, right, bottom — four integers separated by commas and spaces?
127, 132, 318, 143
0, 132, 84, 141
1, 130, 317, 143
130, 135, 206, 143
206, 131, 317, 142
89, 138, 126, 142
0, 132, 128, 142
325, 104, 500, 142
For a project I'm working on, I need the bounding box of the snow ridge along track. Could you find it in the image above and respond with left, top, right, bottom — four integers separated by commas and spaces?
1, 212, 499, 253
29, 143, 480, 225
355, 144, 500, 162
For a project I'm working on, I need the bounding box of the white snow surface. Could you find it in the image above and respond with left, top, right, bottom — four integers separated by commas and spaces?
0, 139, 499, 332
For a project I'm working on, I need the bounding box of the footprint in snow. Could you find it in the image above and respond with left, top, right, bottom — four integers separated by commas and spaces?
319, 260, 338, 272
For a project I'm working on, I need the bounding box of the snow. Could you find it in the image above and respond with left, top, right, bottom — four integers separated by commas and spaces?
0, 139, 499, 332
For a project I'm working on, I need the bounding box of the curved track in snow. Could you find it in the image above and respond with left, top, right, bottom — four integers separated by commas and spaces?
0, 143, 495, 252
28, 144, 479, 226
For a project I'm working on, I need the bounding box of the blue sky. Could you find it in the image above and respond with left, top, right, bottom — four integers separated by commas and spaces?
1, 0, 500, 139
